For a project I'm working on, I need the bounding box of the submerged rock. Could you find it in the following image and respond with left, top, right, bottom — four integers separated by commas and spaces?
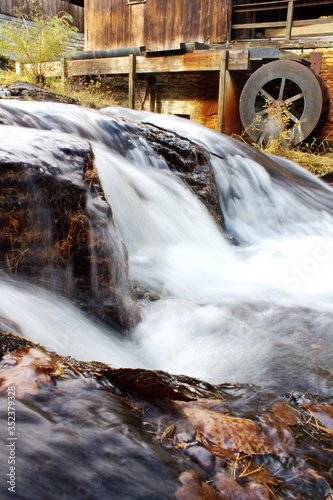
0, 333, 332, 500
0, 126, 139, 330
135, 122, 223, 225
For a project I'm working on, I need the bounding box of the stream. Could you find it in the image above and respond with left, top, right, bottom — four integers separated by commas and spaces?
0, 100, 332, 499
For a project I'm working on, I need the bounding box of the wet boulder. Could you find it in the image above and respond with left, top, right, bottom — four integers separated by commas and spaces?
0, 336, 332, 500
0, 126, 139, 330
6, 81, 80, 104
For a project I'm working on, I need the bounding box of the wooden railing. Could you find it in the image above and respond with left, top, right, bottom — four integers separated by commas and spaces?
231, 0, 333, 40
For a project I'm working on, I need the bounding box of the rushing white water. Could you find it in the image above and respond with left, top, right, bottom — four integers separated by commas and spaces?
1, 100, 333, 394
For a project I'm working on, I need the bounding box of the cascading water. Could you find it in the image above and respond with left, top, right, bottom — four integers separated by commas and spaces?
0, 99, 333, 396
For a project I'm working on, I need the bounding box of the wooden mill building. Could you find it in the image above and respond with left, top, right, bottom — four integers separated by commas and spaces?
5, 0, 333, 143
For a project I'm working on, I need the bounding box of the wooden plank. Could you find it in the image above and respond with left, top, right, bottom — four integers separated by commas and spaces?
227, 49, 249, 70
217, 51, 228, 133
137, 51, 223, 73
84, 0, 231, 52
234, 0, 289, 7
129, 2, 145, 47
36, 51, 230, 78
24, 61, 63, 77
61, 57, 68, 84
234, 0, 331, 8
266, 21, 333, 37
149, 76, 156, 113
234, 16, 333, 31
224, 71, 243, 136
234, 0, 289, 13
309, 51, 322, 74
233, 21, 288, 29
67, 58, 128, 76
285, 0, 294, 41
128, 54, 136, 109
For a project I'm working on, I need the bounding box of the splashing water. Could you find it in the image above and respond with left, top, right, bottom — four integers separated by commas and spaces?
1, 99, 333, 395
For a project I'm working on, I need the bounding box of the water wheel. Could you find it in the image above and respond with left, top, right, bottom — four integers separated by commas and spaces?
239, 59, 330, 145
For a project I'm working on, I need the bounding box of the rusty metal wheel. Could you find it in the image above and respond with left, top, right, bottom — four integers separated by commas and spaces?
239, 59, 330, 145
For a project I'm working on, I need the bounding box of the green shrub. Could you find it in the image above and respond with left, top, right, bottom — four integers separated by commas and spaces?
0, 0, 78, 84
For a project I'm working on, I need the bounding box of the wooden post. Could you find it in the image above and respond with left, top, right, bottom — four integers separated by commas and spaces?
128, 54, 136, 109
285, 0, 294, 40
15, 62, 21, 76
217, 51, 228, 133
61, 58, 68, 85
149, 75, 156, 112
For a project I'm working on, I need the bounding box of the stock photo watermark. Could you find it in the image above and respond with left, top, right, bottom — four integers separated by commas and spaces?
7, 385, 16, 493
282, 236, 333, 290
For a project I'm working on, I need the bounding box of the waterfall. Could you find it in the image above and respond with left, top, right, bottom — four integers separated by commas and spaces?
0, 99, 333, 395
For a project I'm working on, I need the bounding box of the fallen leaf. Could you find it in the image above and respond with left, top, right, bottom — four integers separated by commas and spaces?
271, 401, 302, 425
176, 470, 223, 500
215, 470, 270, 500
259, 412, 296, 455
306, 403, 333, 431
183, 407, 295, 456
174, 398, 226, 411
100, 367, 193, 401
0, 347, 57, 398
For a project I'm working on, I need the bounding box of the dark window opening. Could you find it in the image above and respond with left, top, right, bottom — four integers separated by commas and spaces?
231, 0, 333, 41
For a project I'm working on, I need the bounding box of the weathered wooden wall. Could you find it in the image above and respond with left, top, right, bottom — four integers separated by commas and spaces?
0, 0, 84, 32
85, 0, 232, 51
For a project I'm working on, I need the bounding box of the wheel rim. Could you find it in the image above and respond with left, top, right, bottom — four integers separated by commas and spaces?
239, 60, 329, 146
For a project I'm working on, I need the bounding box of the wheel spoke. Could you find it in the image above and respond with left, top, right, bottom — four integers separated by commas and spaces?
256, 109, 268, 117
285, 109, 301, 123
284, 92, 304, 104
258, 129, 270, 146
258, 88, 276, 103
278, 77, 286, 100
240, 59, 326, 145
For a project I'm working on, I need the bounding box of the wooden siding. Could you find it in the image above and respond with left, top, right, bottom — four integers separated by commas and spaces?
0, 0, 84, 32
85, 0, 232, 51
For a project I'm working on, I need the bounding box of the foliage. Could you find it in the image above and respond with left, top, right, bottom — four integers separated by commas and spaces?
245, 96, 294, 155
236, 96, 333, 176
54, 76, 118, 108
0, 0, 78, 83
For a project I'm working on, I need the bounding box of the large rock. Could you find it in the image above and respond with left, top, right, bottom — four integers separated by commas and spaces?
0, 126, 140, 330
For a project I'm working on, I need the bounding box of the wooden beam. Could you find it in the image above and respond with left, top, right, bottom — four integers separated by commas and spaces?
128, 54, 136, 109
232, 21, 288, 30
149, 75, 156, 113
138, 51, 223, 73
267, 20, 333, 37
217, 51, 228, 134
233, 16, 333, 31
234, 0, 331, 9
61, 57, 68, 84
64, 51, 223, 77
227, 50, 249, 70
285, 0, 295, 41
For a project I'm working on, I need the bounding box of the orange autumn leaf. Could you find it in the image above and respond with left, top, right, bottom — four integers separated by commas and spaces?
215, 470, 270, 500
183, 407, 295, 456
306, 403, 333, 431
176, 470, 223, 500
174, 398, 226, 411
0, 347, 57, 398
271, 401, 302, 426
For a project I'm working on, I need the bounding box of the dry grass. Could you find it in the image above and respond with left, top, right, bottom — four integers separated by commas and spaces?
281, 147, 333, 176
236, 96, 333, 176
